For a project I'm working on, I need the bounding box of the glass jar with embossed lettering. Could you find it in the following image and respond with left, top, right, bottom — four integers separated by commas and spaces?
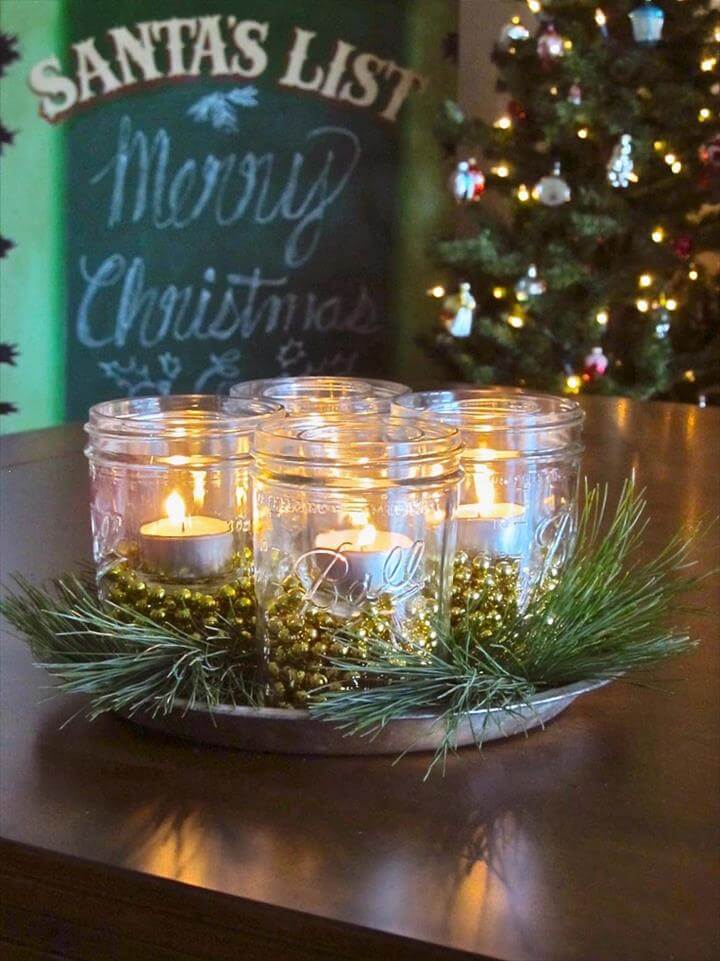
230, 375, 408, 414
393, 389, 584, 627
84, 395, 283, 647
251, 415, 463, 707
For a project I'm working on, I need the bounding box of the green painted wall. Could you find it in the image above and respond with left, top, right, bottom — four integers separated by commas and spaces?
0, 0, 65, 433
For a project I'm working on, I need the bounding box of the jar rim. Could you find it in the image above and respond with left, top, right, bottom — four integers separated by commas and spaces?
392, 388, 584, 434
253, 414, 462, 465
85, 394, 283, 439
230, 376, 374, 401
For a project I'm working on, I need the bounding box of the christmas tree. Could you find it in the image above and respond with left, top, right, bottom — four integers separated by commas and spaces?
431, 0, 720, 402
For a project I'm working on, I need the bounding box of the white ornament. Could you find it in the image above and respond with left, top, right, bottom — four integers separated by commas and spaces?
608, 134, 634, 189
498, 19, 530, 51
442, 282, 476, 338
535, 162, 571, 206
515, 264, 547, 301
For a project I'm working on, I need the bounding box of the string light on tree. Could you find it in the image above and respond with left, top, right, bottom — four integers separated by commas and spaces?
698, 108, 711, 123
636, 298, 650, 312
491, 162, 511, 178
651, 226, 665, 243
700, 56, 717, 73
516, 183, 531, 202
527, 0, 542, 13
638, 272, 653, 288
629, 1, 665, 46
427, 285, 446, 299
506, 308, 526, 328
577, 127, 589, 140
596, 309, 609, 327
595, 8, 609, 39
565, 373, 582, 394
492, 286, 507, 299
688, 265, 699, 281
493, 114, 513, 130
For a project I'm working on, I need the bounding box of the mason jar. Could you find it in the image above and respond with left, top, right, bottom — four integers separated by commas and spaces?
251, 416, 463, 707
84, 395, 282, 640
393, 389, 584, 624
229, 375, 408, 414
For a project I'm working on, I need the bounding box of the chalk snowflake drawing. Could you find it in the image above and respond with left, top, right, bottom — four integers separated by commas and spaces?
276, 339, 307, 372
99, 355, 182, 397
187, 87, 259, 133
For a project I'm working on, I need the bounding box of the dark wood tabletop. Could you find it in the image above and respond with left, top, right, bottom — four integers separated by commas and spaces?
1, 397, 719, 961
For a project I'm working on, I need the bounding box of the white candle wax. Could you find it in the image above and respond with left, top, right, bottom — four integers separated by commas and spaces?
455, 501, 527, 557
314, 526, 413, 593
139, 492, 234, 580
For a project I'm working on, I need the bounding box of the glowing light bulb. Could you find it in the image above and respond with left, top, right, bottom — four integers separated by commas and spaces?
651, 226, 665, 243
595, 8, 607, 28
665, 298, 678, 311
549, 85, 559, 96
698, 108, 711, 122
683, 369, 696, 383
671, 161, 682, 174
494, 115, 513, 130
636, 298, 650, 313
577, 127, 589, 139
563, 39, 573, 51
492, 163, 510, 178
507, 311, 525, 328
527, 0, 542, 13
596, 309, 609, 326
664, 153, 676, 165
688, 266, 699, 281
517, 183, 530, 201
511, 15, 521, 25
701, 57, 717, 73
653, 141, 665, 152
492, 286, 507, 299
428, 285, 446, 298
639, 273, 653, 288
565, 374, 582, 394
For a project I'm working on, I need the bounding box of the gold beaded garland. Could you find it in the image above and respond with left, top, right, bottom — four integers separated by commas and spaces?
451, 551, 520, 635
101, 547, 257, 656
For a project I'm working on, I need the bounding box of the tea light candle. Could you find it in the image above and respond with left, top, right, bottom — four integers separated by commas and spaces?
140, 492, 234, 580
315, 522, 413, 592
456, 465, 527, 557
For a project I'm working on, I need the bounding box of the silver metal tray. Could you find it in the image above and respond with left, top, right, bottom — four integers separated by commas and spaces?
118, 678, 609, 755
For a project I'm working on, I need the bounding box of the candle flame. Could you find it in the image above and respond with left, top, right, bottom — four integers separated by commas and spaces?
473, 465, 495, 512
191, 470, 206, 508
165, 491, 187, 527
346, 509, 377, 550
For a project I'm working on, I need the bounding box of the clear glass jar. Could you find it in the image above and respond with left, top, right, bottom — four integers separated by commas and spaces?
229, 375, 408, 413
393, 389, 584, 624
84, 396, 282, 641
251, 416, 463, 707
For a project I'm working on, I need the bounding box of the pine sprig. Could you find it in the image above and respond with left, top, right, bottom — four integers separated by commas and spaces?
309, 481, 710, 775
1, 574, 261, 719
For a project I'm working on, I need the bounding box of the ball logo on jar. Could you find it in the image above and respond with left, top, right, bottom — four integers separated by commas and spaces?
293, 538, 425, 610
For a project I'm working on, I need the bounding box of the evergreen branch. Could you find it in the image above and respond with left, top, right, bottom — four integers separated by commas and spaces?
309, 481, 712, 776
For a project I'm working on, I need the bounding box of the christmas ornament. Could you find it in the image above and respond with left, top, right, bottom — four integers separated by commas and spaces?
441, 283, 476, 338
537, 23, 565, 65
654, 308, 671, 338
628, 2, 665, 46
507, 99, 527, 122
607, 134, 634, 189
498, 18, 530, 51
535, 162, 571, 206
672, 235, 693, 260
515, 264, 547, 301
699, 134, 720, 170
567, 82, 582, 106
584, 347, 609, 379
450, 159, 486, 204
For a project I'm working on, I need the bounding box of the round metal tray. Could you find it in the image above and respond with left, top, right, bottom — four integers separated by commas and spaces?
118, 678, 609, 755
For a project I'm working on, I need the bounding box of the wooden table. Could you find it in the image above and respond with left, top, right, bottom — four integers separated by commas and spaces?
1, 397, 719, 961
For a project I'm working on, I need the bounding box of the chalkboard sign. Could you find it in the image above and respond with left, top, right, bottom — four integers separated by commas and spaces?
2, 0, 455, 425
